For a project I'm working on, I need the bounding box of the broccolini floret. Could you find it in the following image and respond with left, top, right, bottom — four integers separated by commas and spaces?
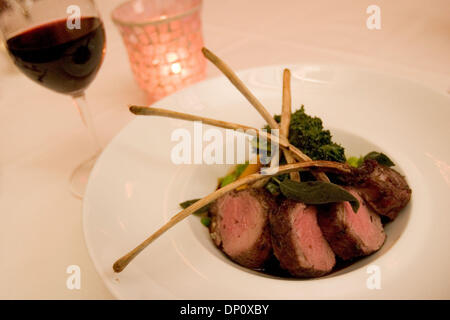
271, 106, 346, 163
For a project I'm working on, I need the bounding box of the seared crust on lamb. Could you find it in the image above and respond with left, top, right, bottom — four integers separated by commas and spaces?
341, 160, 411, 220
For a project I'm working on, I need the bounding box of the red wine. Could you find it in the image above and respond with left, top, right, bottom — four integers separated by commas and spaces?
6, 17, 105, 95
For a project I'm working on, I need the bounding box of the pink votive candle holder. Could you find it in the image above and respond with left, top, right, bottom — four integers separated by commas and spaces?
112, 0, 206, 103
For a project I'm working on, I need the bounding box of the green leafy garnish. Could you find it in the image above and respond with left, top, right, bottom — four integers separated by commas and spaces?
347, 156, 364, 168
364, 152, 395, 167
271, 106, 346, 163
347, 152, 395, 168
220, 174, 237, 188
235, 163, 249, 176
179, 199, 211, 228
179, 199, 210, 215
265, 180, 280, 195
219, 162, 249, 188
201, 217, 211, 227
279, 180, 360, 213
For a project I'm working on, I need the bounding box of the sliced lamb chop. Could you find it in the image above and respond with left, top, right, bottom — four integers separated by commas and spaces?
318, 188, 386, 260
342, 159, 411, 220
270, 201, 336, 277
209, 188, 275, 269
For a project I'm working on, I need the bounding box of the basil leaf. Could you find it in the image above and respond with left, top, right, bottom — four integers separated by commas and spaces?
280, 180, 360, 213
179, 199, 210, 215
364, 152, 395, 167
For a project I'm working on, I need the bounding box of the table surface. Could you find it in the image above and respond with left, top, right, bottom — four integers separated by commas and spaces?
0, 0, 449, 299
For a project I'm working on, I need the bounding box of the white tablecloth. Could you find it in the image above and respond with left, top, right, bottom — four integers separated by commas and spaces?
0, 0, 448, 299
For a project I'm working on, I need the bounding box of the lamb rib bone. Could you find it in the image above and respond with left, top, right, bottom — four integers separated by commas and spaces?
113, 160, 351, 273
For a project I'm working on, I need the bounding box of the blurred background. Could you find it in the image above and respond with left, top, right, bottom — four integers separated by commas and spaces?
0, 0, 448, 299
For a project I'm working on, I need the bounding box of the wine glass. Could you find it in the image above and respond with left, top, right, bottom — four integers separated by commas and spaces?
0, 0, 106, 198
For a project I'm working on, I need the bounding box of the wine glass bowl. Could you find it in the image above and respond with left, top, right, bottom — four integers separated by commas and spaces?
5, 16, 105, 95
0, 0, 106, 198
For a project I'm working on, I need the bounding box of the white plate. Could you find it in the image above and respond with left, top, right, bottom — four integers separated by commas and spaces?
83, 65, 450, 299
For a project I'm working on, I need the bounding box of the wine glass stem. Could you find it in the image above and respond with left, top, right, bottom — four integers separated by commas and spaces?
72, 93, 102, 155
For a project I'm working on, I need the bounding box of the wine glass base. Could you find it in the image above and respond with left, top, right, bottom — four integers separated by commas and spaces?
70, 154, 99, 199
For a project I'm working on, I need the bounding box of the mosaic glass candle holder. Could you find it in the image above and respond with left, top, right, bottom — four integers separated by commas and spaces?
112, 0, 206, 103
